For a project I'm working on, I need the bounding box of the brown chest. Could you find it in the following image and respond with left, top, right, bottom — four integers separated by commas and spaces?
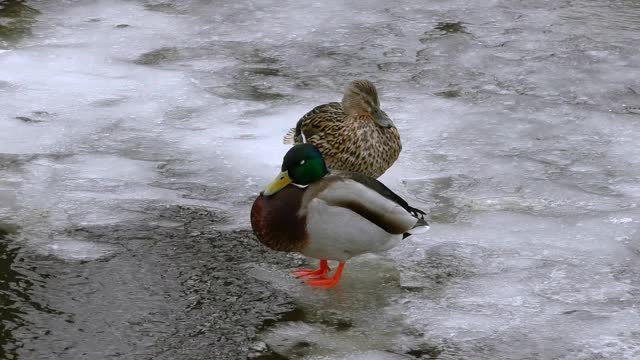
250, 186, 308, 252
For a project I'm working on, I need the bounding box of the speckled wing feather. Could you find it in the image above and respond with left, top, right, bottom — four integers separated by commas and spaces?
282, 101, 401, 178
282, 102, 344, 144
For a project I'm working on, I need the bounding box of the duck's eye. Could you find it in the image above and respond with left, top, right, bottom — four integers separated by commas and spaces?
299, 160, 305, 166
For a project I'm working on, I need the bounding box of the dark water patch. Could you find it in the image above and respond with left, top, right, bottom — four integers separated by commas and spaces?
143, 3, 185, 15
206, 84, 288, 101
316, 309, 353, 331
0, 234, 23, 360
415, 48, 430, 62
405, 344, 444, 359
14, 116, 39, 123
419, 21, 471, 44
133, 47, 181, 65
14, 206, 296, 359
243, 67, 282, 77
435, 89, 462, 98
399, 243, 478, 293
150, 42, 290, 101
132, 41, 281, 68
0, 153, 71, 171
0, 0, 40, 47
623, 105, 640, 115
384, 47, 406, 57
259, 306, 306, 330
211, 65, 293, 101
610, 263, 640, 288
163, 106, 199, 122
248, 351, 290, 360
292, 77, 337, 91
377, 62, 415, 73
420, 247, 475, 284
14, 111, 52, 123
310, 45, 369, 68
90, 97, 128, 107
0, 222, 19, 236
199, 40, 281, 64
433, 21, 468, 34
1, 225, 66, 360
229, 46, 279, 65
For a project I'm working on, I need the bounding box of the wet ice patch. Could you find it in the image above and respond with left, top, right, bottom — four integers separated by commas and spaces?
608, 217, 633, 224
45, 238, 120, 261
2, 0, 640, 358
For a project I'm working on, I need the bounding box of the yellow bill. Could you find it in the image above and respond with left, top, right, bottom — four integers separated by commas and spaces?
263, 171, 291, 196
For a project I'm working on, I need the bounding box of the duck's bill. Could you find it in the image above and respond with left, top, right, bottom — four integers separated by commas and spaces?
263, 171, 291, 196
373, 109, 394, 128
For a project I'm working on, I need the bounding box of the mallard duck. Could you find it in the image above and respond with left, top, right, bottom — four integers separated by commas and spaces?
250, 143, 427, 289
282, 79, 401, 178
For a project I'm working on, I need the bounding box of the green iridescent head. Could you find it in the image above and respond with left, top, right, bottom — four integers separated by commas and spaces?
263, 144, 328, 196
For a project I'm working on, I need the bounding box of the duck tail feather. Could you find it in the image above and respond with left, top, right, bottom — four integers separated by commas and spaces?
282, 128, 298, 144
403, 206, 429, 239
408, 206, 427, 221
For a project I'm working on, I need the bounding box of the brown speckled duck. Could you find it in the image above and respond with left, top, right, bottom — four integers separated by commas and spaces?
283, 80, 401, 178
251, 144, 427, 289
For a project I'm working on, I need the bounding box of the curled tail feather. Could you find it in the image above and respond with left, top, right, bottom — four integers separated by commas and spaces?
408, 206, 426, 221
403, 206, 429, 239
282, 128, 297, 144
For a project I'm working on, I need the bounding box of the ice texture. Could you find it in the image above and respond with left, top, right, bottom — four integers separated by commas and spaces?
1, 0, 639, 358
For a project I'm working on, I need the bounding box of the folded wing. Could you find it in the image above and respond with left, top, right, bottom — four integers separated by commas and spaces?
316, 176, 419, 234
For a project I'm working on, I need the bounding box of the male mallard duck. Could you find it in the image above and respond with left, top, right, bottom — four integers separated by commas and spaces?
250, 143, 427, 289
282, 79, 401, 178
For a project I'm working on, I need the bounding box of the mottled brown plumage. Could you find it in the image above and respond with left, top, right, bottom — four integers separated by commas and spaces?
283, 80, 401, 178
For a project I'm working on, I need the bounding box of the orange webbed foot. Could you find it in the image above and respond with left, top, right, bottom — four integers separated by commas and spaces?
305, 262, 345, 289
291, 259, 330, 279
292, 269, 329, 279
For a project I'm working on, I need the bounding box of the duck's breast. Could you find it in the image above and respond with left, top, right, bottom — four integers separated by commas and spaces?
250, 185, 308, 252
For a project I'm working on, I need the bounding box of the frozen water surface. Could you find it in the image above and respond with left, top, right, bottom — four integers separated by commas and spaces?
1, 0, 640, 358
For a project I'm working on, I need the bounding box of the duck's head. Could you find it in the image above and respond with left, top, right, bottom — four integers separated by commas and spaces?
262, 144, 328, 196
341, 79, 394, 128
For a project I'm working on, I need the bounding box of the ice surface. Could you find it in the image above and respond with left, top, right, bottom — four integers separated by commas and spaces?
1, 0, 640, 358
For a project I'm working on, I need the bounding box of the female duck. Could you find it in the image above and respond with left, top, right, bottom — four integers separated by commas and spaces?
251, 144, 426, 289
283, 80, 401, 178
